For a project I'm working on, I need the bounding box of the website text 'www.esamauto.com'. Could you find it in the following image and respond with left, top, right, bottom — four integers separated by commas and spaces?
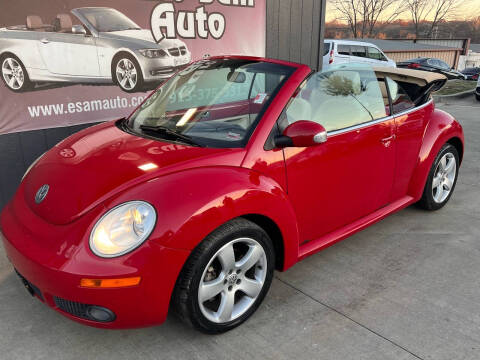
27, 95, 148, 118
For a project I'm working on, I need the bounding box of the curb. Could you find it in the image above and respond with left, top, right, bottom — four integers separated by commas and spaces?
433, 89, 475, 102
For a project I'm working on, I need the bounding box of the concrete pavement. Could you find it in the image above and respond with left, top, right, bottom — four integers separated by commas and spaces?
0, 97, 479, 360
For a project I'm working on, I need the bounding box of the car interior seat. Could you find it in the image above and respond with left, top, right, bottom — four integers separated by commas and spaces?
286, 97, 312, 125
26, 15, 49, 31
54, 14, 73, 33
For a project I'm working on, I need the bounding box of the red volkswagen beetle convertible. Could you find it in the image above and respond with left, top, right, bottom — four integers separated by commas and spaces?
0, 56, 463, 333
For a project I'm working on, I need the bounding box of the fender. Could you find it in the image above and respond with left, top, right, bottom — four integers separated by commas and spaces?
104, 166, 301, 271
408, 107, 464, 200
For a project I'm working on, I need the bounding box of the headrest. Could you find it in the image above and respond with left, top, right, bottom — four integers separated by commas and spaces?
56, 14, 72, 30
26, 15, 44, 29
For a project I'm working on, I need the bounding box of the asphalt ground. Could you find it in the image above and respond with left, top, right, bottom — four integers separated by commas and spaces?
0, 96, 479, 360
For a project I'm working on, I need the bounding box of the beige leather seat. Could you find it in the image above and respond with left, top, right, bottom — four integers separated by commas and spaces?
26, 15, 47, 31
286, 97, 312, 125
56, 14, 73, 33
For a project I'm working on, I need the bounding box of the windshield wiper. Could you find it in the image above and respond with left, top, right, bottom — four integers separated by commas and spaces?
139, 125, 203, 147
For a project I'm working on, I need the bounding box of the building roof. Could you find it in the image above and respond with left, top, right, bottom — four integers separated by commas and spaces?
348, 38, 459, 52
470, 44, 480, 53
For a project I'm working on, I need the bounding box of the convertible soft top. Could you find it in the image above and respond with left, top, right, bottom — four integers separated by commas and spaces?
373, 66, 447, 87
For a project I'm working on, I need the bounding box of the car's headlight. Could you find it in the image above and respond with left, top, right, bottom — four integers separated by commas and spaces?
22, 152, 46, 181
90, 201, 156, 258
139, 49, 167, 58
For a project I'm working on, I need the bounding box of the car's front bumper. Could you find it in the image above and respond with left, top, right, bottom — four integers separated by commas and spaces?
0, 196, 190, 329
136, 51, 192, 82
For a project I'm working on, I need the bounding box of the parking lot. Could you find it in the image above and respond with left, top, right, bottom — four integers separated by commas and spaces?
0, 96, 479, 360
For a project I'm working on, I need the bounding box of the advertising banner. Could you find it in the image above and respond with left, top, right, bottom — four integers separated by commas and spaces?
0, 0, 265, 134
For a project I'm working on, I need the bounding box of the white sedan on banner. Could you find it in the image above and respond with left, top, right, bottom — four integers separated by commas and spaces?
0, 7, 191, 93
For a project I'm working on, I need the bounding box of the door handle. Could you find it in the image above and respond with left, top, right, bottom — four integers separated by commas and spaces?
381, 134, 396, 147
40, 38, 49, 44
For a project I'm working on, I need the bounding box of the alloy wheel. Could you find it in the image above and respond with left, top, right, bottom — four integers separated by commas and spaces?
198, 237, 267, 323
432, 152, 456, 203
2, 58, 24, 90
116, 58, 137, 91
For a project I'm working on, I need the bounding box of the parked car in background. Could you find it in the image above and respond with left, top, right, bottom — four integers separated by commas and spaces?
0, 7, 191, 93
0, 58, 463, 334
322, 39, 396, 69
461, 67, 480, 81
397, 58, 466, 80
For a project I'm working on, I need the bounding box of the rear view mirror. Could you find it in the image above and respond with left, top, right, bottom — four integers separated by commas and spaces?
275, 120, 327, 148
72, 25, 86, 35
227, 71, 246, 83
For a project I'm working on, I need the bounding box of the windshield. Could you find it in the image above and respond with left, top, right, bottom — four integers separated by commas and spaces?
127, 59, 295, 148
79, 8, 140, 32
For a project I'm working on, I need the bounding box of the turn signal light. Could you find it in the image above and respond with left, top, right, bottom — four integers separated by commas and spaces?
80, 277, 141, 288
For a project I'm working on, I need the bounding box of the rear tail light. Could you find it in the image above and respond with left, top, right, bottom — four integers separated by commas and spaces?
408, 63, 421, 69
329, 49, 334, 64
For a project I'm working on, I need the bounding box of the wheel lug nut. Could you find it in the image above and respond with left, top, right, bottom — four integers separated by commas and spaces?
224, 279, 228, 285
236, 269, 241, 274
228, 270, 233, 275
236, 279, 241, 284
228, 286, 233, 291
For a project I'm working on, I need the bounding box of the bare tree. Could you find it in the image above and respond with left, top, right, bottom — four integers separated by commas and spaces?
330, 0, 406, 38
404, 0, 468, 37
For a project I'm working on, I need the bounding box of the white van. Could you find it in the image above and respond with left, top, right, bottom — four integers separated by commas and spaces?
323, 39, 396, 69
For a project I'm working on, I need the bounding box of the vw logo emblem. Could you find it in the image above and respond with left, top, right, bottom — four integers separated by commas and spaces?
35, 184, 49, 204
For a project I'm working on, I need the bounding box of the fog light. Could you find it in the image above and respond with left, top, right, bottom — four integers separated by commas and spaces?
86, 306, 116, 322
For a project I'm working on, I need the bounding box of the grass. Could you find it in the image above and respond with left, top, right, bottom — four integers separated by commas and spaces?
434, 79, 477, 95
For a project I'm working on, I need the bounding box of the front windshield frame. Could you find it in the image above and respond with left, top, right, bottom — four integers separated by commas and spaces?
78, 8, 140, 32
125, 59, 296, 148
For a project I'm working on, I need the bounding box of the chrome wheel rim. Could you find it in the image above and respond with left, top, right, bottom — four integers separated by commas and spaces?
432, 152, 456, 203
2, 58, 24, 90
198, 237, 267, 324
116, 58, 137, 90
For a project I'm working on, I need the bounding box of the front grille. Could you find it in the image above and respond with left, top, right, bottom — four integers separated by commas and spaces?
54, 296, 90, 319
15, 270, 44, 300
53, 297, 116, 322
168, 47, 180, 56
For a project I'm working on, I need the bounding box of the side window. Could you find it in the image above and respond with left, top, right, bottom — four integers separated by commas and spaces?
386, 77, 415, 114
280, 67, 388, 133
337, 45, 350, 55
368, 47, 387, 61
351, 45, 367, 58
438, 60, 450, 70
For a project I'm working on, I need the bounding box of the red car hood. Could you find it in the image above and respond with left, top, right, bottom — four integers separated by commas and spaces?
22, 121, 246, 225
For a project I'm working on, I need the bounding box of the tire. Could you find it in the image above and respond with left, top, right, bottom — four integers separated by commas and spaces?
0, 54, 32, 92
112, 54, 143, 93
172, 218, 275, 334
475, 93, 480, 102
417, 143, 459, 211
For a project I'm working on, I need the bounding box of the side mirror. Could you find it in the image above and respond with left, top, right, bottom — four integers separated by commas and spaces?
275, 120, 327, 148
72, 25, 87, 35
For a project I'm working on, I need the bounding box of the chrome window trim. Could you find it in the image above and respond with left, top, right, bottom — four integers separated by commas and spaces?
328, 98, 433, 137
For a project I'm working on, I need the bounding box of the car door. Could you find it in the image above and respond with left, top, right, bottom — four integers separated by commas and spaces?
385, 76, 430, 201
38, 30, 100, 77
279, 66, 396, 242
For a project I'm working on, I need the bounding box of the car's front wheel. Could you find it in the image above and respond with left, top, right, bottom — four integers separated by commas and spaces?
0, 55, 32, 92
173, 218, 275, 334
112, 54, 143, 93
475, 93, 480, 102
418, 143, 459, 210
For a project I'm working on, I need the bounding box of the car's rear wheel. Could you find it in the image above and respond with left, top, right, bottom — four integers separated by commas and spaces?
112, 54, 143, 93
173, 218, 275, 334
1, 55, 32, 92
418, 143, 459, 210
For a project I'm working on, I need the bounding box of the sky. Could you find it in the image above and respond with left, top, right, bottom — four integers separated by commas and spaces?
325, 0, 479, 23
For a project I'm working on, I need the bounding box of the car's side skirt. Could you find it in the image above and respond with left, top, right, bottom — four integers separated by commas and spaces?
298, 195, 415, 261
